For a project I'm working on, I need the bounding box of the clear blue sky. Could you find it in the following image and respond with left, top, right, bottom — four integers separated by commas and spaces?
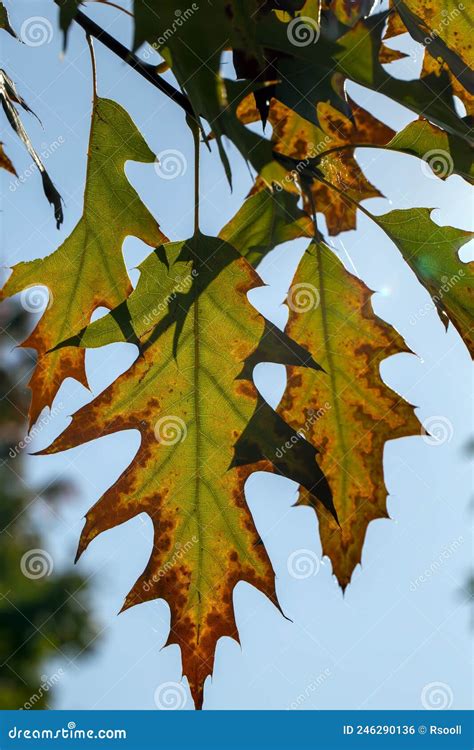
1, 0, 472, 710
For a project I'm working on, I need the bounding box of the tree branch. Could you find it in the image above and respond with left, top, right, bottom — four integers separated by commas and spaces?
58, 3, 195, 118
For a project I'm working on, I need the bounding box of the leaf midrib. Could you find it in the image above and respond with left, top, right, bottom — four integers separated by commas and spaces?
316, 246, 349, 504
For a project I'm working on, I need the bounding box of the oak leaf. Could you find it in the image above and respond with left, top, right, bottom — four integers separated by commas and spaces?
278, 242, 420, 588
1, 97, 166, 424
45, 236, 335, 707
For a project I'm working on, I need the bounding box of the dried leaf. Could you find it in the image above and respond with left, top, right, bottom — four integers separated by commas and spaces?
0, 141, 16, 175
0, 2, 17, 39
0, 69, 63, 227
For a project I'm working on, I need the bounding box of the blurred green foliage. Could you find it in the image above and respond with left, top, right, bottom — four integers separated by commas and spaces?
0, 301, 97, 709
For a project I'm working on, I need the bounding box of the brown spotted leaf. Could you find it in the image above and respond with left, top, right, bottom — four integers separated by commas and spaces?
45, 235, 335, 708
422, 52, 474, 118
384, 1, 474, 114
278, 242, 420, 588
242, 95, 394, 235
0, 97, 166, 425
395, 0, 474, 93
322, 0, 374, 27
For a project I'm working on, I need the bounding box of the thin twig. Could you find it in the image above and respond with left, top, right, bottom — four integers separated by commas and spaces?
91, 0, 133, 18
55, 2, 195, 118
190, 116, 200, 235
85, 34, 97, 103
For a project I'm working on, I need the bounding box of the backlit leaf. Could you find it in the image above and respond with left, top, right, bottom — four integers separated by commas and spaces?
133, 0, 265, 182
44, 236, 334, 707
387, 118, 474, 183
258, 12, 472, 144
219, 189, 313, 266
237, 95, 394, 234
0, 97, 166, 425
396, 0, 474, 92
374, 208, 474, 356
323, 0, 374, 27
278, 242, 420, 588
422, 52, 474, 118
